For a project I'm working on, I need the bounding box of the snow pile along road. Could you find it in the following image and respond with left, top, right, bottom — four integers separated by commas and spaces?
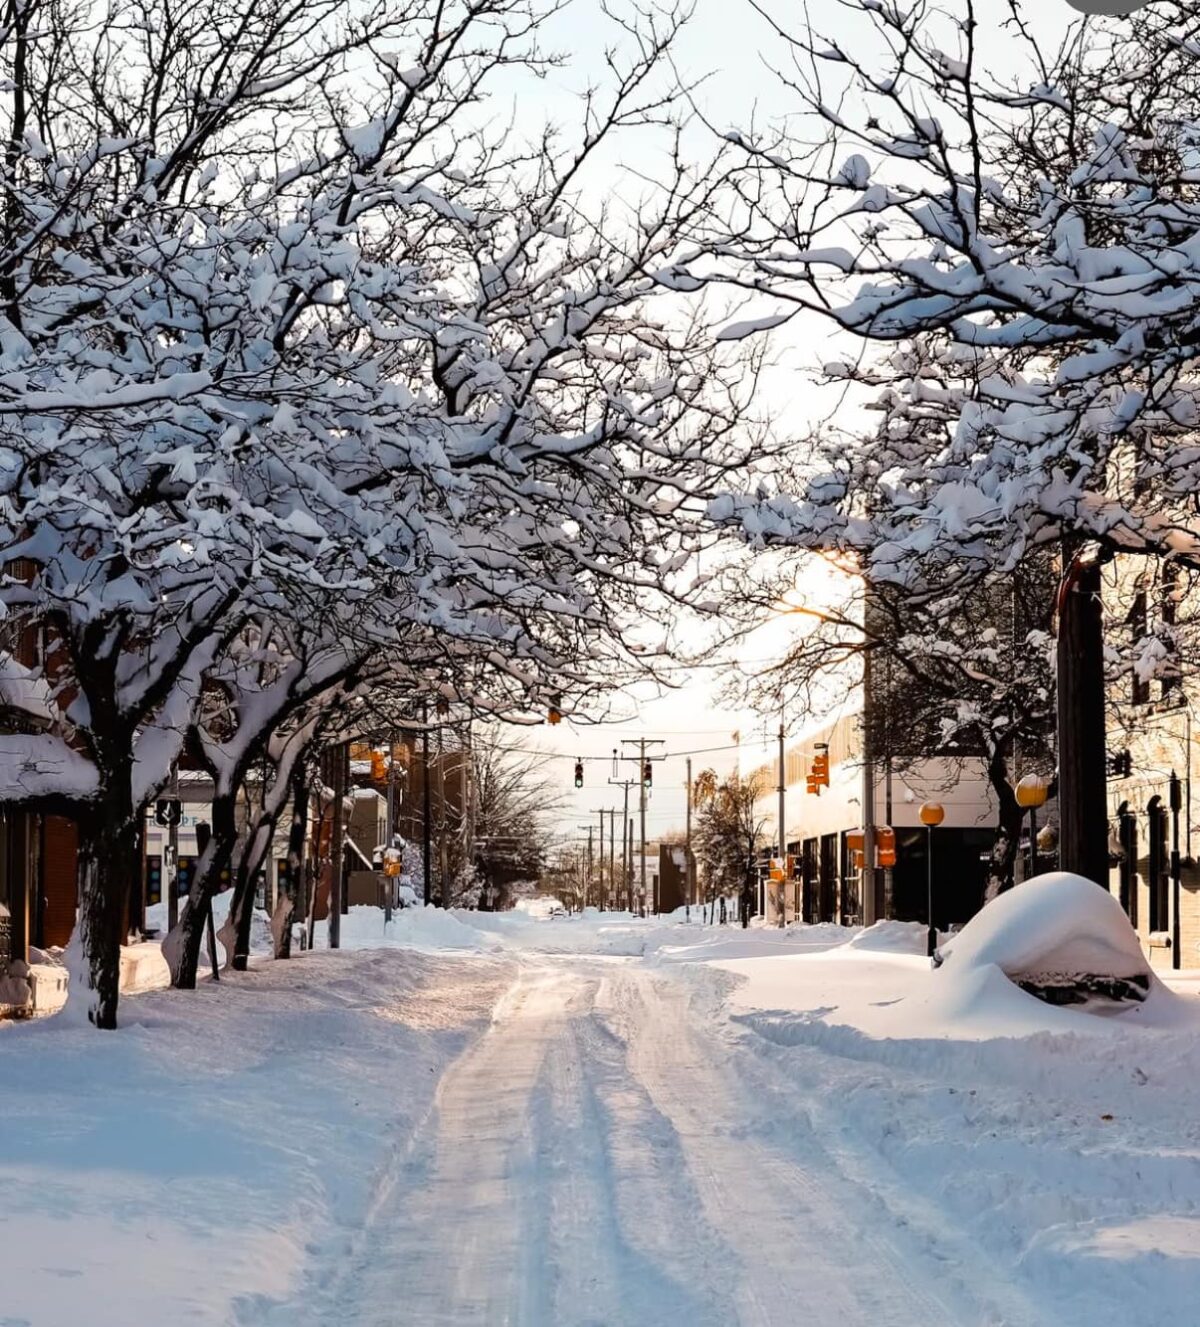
0, 947, 511, 1327
704, 879, 1200, 1326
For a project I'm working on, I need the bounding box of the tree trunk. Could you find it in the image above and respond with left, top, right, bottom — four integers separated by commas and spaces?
1057, 545, 1109, 886
166, 787, 238, 989
983, 750, 1024, 904
69, 785, 140, 1029
226, 806, 281, 966
229, 830, 264, 972
271, 772, 308, 961
327, 741, 346, 949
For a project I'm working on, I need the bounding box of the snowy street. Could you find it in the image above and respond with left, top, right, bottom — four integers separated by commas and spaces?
6, 902, 1200, 1327
271, 959, 979, 1327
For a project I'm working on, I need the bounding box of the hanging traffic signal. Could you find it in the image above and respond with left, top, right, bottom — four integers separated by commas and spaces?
548, 693, 563, 725
643, 761, 653, 788
574, 759, 584, 789
877, 826, 896, 868
371, 750, 387, 782
145, 854, 162, 905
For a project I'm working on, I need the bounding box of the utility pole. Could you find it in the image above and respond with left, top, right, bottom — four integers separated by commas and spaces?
599, 808, 607, 906
620, 739, 666, 913
328, 740, 346, 949
422, 705, 432, 907
437, 718, 448, 907
685, 757, 693, 921
166, 763, 180, 933
1057, 543, 1109, 885
776, 720, 786, 928
384, 729, 396, 923
588, 809, 610, 906
576, 823, 594, 910
862, 642, 877, 926
608, 761, 638, 914
464, 718, 476, 888
609, 809, 615, 913
1172, 770, 1183, 972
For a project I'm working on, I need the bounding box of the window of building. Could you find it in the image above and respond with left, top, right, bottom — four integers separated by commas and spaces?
1161, 562, 1180, 698
1129, 588, 1150, 705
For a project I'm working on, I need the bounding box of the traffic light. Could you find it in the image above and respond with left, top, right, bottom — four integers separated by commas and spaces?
371, 749, 387, 782
548, 693, 563, 725
145, 854, 162, 906
574, 758, 584, 789
877, 826, 896, 868
643, 761, 653, 788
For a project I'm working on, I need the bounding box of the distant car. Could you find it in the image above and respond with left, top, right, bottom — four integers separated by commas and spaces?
548, 903, 567, 918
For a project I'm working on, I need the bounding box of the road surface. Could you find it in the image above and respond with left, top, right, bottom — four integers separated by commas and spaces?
257, 960, 1044, 1327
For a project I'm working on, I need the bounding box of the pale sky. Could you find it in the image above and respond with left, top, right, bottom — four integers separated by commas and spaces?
501, 0, 1073, 848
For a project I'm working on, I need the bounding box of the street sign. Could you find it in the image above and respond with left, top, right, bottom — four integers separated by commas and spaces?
155, 798, 182, 827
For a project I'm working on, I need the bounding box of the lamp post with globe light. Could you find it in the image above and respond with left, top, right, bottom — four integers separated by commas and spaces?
920, 802, 945, 959
1016, 775, 1050, 882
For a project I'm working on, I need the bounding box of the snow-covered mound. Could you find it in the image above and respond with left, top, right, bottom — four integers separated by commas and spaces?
847, 920, 928, 954
936, 873, 1151, 1006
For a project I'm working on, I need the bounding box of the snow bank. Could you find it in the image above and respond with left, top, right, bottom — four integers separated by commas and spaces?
336, 904, 505, 954
846, 919, 928, 953
0, 946, 512, 1325
706, 878, 1196, 1044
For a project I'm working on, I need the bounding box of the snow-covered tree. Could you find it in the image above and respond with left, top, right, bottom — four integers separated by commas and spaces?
468, 731, 562, 908
705, 0, 1200, 887
740, 559, 1058, 899
692, 767, 766, 924
0, 0, 763, 1024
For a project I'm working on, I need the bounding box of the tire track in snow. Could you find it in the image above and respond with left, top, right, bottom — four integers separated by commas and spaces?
605, 966, 1003, 1327
543, 969, 739, 1326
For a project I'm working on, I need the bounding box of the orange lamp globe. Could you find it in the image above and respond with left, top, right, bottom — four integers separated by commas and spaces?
1015, 774, 1049, 811
919, 802, 946, 827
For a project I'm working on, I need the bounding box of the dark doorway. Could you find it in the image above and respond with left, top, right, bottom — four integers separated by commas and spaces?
819, 833, 838, 923
1147, 795, 1168, 933
1117, 802, 1138, 928
802, 838, 818, 923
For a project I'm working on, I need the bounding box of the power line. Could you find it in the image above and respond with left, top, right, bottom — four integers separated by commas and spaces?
499, 740, 748, 764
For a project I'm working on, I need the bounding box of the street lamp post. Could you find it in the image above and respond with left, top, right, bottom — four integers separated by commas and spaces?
1015, 774, 1050, 881
1171, 770, 1183, 972
920, 802, 945, 959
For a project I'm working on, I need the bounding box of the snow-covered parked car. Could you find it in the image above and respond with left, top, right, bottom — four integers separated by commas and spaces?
934, 872, 1152, 1007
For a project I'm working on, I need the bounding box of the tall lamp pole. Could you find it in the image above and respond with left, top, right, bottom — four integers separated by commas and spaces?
1015, 774, 1050, 882
1171, 770, 1183, 971
776, 720, 786, 928
920, 802, 945, 959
